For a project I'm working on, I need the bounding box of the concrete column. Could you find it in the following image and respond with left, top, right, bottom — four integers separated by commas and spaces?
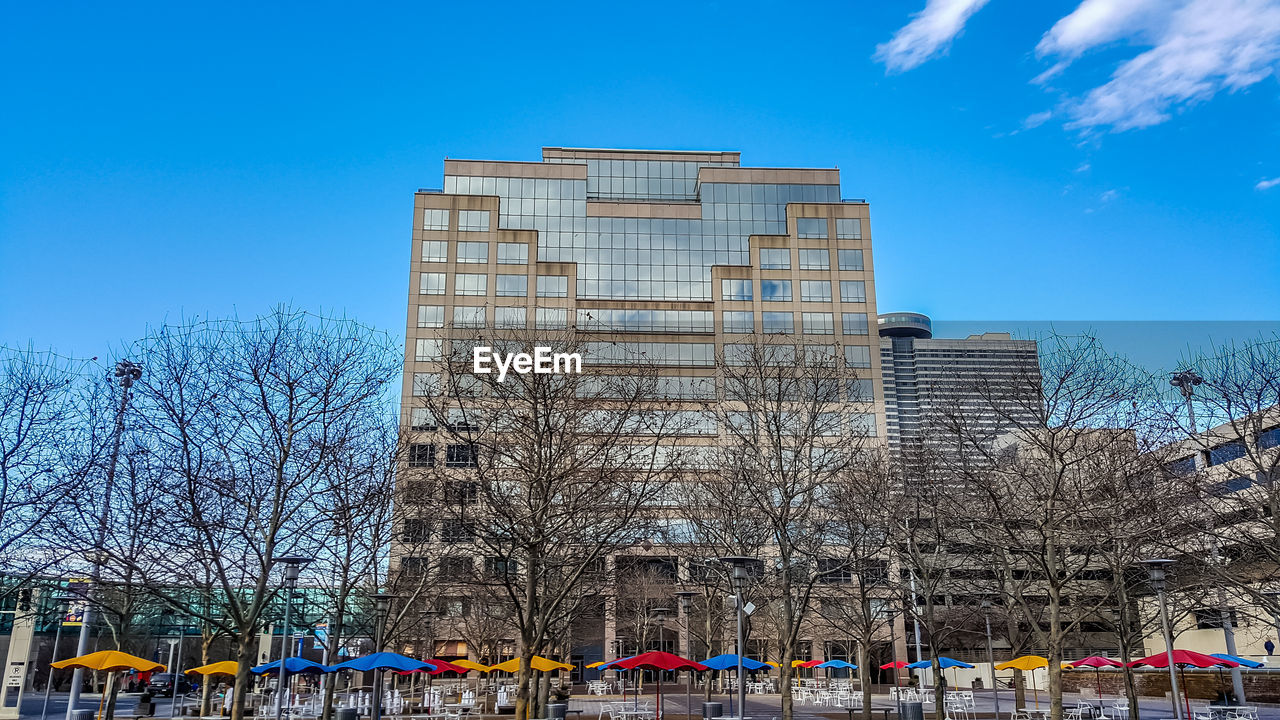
0, 594, 37, 720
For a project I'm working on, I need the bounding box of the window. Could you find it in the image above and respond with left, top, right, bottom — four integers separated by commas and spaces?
536, 308, 567, 329
497, 242, 528, 264
803, 312, 834, 335
761, 279, 792, 302
836, 218, 862, 239
436, 596, 471, 616
842, 312, 870, 335
417, 305, 445, 328
421, 240, 447, 262
851, 413, 878, 436
724, 344, 753, 365
458, 210, 489, 231
818, 558, 853, 583
495, 307, 526, 329
415, 338, 443, 362
408, 443, 436, 467
440, 519, 476, 543
444, 481, 479, 504
797, 217, 828, 238
760, 248, 790, 269
799, 249, 830, 270
412, 373, 440, 397
537, 276, 569, 298
457, 241, 488, 264
801, 280, 832, 302
1166, 455, 1197, 475
409, 408, 438, 431
453, 306, 485, 329
763, 312, 794, 334
847, 378, 874, 402
845, 345, 871, 368
486, 557, 518, 578
1259, 426, 1280, 450
419, 272, 445, 295
446, 444, 478, 468
840, 280, 866, 303
805, 345, 838, 366
1193, 608, 1239, 629
455, 274, 487, 296
402, 520, 430, 543
496, 274, 528, 297
723, 311, 754, 333
1209, 440, 1247, 465
423, 208, 449, 231
439, 556, 474, 578
838, 249, 864, 271
722, 278, 752, 301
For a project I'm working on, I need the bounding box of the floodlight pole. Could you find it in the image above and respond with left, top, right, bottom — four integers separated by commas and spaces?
719, 557, 752, 720
675, 592, 697, 720
1144, 560, 1183, 720
982, 601, 1001, 720
273, 556, 313, 720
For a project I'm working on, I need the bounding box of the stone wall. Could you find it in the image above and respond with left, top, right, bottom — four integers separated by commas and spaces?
1062, 670, 1280, 704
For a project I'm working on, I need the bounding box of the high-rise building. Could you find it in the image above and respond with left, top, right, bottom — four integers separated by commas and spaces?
877, 313, 1041, 457
400, 147, 885, 667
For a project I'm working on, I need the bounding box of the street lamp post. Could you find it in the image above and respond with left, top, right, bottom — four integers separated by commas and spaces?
66, 360, 142, 720
41, 595, 77, 720
981, 601, 1001, 720
168, 623, 189, 718
371, 593, 398, 720
272, 556, 313, 720
651, 608, 671, 720
1143, 559, 1183, 720
885, 607, 901, 719
419, 609, 439, 712
674, 591, 697, 720
718, 557, 753, 720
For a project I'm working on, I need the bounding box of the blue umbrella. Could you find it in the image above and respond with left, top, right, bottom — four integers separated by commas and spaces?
250, 657, 331, 674
907, 657, 974, 670
816, 660, 858, 669
700, 654, 768, 671
1211, 653, 1263, 669
328, 652, 436, 673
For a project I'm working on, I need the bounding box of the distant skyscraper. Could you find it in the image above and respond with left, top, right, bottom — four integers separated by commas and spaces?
878, 312, 1041, 457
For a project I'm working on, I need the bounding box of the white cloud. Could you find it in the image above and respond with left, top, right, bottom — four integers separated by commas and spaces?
875, 0, 992, 73
1257, 177, 1280, 190
1099, 188, 1120, 202
1023, 110, 1053, 129
1038, 0, 1280, 132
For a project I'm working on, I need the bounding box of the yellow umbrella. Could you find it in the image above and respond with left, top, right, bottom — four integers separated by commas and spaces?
452, 659, 492, 673
995, 656, 1048, 709
586, 661, 608, 669
52, 650, 165, 673
765, 661, 781, 668
489, 656, 573, 673
186, 661, 239, 676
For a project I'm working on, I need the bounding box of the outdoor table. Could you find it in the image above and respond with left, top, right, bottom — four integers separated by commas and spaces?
848, 706, 894, 720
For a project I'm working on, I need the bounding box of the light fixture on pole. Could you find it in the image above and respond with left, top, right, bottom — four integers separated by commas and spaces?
651, 607, 671, 720
718, 557, 754, 720
272, 555, 313, 720
885, 606, 901, 719
981, 601, 1001, 720
1143, 559, 1183, 720
419, 609, 440, 713
371, 592, 398, 720
674, 591, 697, 720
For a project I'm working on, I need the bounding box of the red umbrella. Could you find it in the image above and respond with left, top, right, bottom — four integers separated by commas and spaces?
611, 652, 709, 720
393, 658, 470, 675
1131, 650, 1239, 719
1066, 656, 1123, 706
880, 661, 910, 669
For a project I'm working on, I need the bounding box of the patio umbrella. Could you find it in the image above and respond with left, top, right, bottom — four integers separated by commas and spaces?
488, 656, 572, 673
791, 659, 821, 667
611, 651, 708, 720
909, 657, 976, 694
701, 654, 767, 671
328, 652, 436, 673
52, 651, 164, 673
250, 657, 333, 674
1131, 650, 1239, 720
392, 658, 470, 676
1209, 654, 1261, 698
587, 661, 609, 669
997, 656, 1049, 709
452, 659, 492, 673
186, 661, 239, 677
880, 660, 909, 689
1065, 656, 1122, 706
817, 660, 857, 669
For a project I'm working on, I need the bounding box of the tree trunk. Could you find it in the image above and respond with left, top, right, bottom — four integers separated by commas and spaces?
199, 634, 215, 716
230, 634, 256, 720
1013, 669, 1026, 710
859, 641, 872, 720
933, 659, 946, 720
780, 650, 794, 720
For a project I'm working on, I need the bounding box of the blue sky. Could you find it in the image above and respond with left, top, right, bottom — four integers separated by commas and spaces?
2, 0, 1277, 364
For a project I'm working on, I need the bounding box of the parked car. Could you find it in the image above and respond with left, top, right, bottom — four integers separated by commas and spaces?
146, 673, 194, 694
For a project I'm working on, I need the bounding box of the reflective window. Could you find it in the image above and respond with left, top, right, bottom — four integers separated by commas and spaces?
415, 338, 443, 362
412, 372, 440, 397
842, 313, 869, 335
836, 218, 862, 239
497, 242, 528, 264
583, 342, 716, 366
535, 307, 567, 329
799, 249, 830, 270
420, 272, 446, 295
797, 217, 828, 238
457, 241, 488, 264
840, 280, 866, 303
761, 280, 792, 302
495, 307, 526, 329
762, 312, 794, 334
724, 344, 753, 365
760, 248, 791, 269
723, 311, 754, 334
838, 249, 864, 271
417, 305, 445, 328
803, 312, 834, 335
422, 241, 447, 263
455, 274, 487, 296
410, 407, 438, 431
496, 274, 528, 297
847, 378, 874, 402
458, 210, 490, 231
423, 208, 449, 231
850, 413, 878, 436
578, 309, 713, 333
805, 345, 838, 366
537, 276, 569, 298
453, 306, 486, 329
722, 279, 752, 301
845, 345, 871, 368
801, 280, 832, 302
